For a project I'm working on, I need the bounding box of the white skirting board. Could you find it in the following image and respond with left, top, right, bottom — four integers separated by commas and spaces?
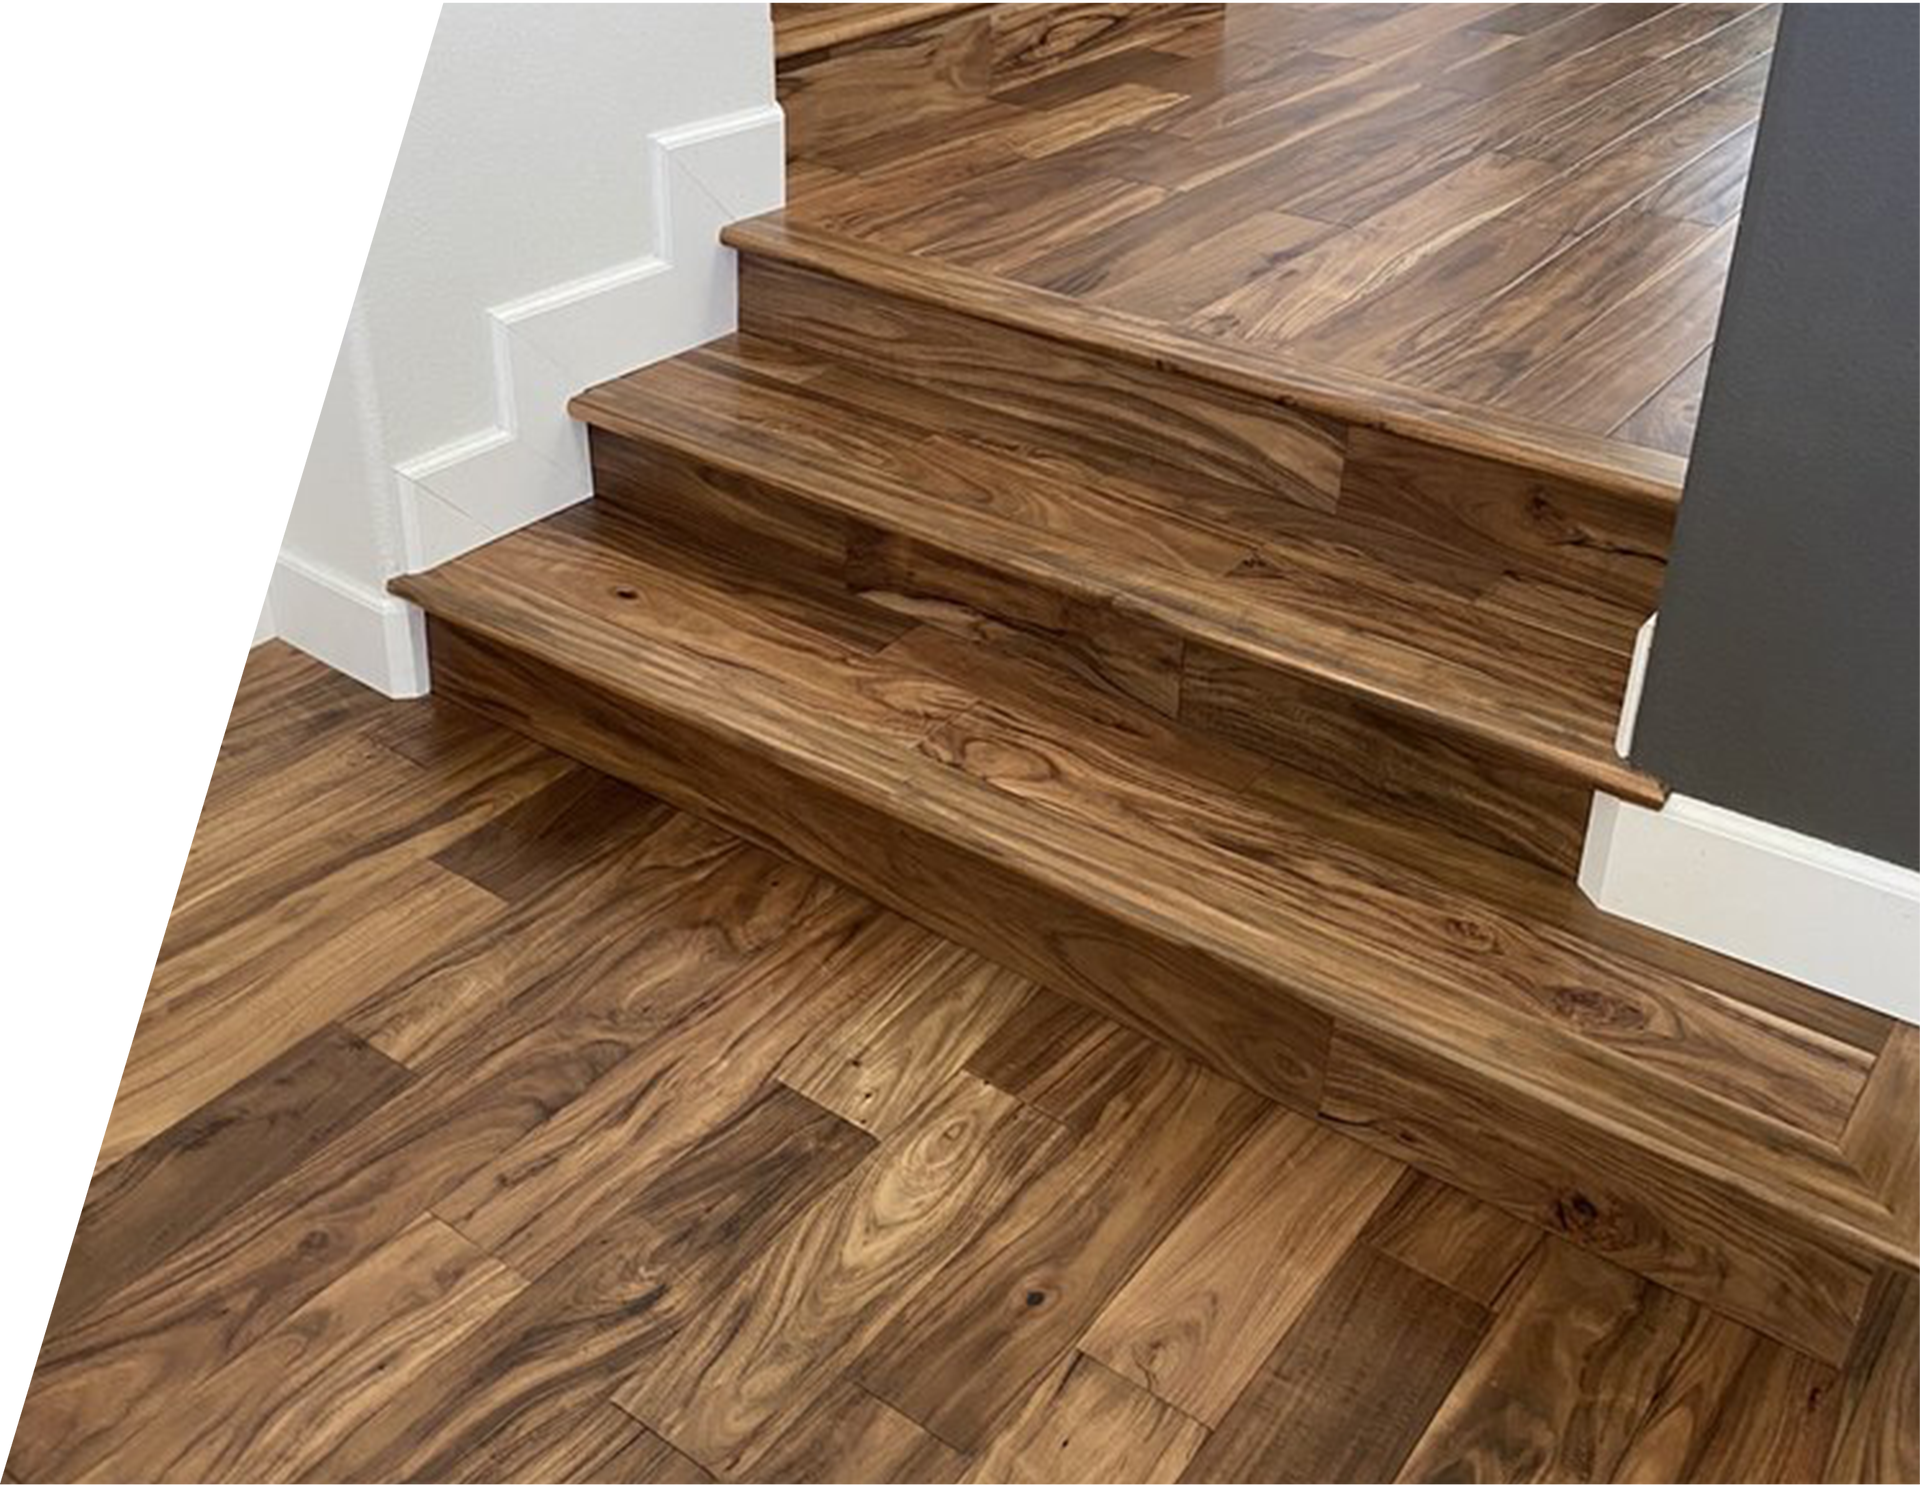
392, 103, 787, 577
1582, 614, 1920, 1021
270, 550, 429, 698
0, 541, 278, 764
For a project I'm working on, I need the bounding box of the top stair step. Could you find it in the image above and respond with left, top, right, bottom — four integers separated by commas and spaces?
772, 3, 982, 63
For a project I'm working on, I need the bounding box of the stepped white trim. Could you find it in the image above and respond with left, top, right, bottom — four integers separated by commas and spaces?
1582, 614, 1920, 1021
0, 545, 274, 764
393, 103, 786, 575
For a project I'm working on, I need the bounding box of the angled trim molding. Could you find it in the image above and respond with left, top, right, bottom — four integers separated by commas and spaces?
393, 102, 787, 577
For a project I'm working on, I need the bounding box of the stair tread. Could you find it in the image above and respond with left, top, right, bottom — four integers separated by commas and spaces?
572, 333, 1663, 804
395, 501, 1910, 1260
725, 211, 1692, 506
773, 2, 981, 62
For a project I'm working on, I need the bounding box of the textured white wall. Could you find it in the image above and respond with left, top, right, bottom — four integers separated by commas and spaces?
0, 1, 261, 649
361, 2, 771, 463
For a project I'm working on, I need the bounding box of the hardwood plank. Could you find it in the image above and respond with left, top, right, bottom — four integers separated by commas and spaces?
429, 764, 671, 904
435, 890, 943, 1279
964, 1352, 1208, 1484
964, 984, 1167, 1133
1398, 1239, 1697, 1482
7, 814, 787, 1481
314, 1080, 875, 1483
1612, 347, 1711, 456
46, 1025, 411, 1343
744, 1379, 968, 1484
1081, 1112, 1402, 1423
1636, 119, 1758, 224
1360, 1169, 1543, 1308
1827, 1270, 1920, 1484
0, 983, 102, 1114
614, 1073, 1067, 1477
779, 6, 993, 159
1182, 1243, 1488, 1483
777, 918, 1033, 1134
1610, 1308, 1761, 1484
851, 1048, 1266, 1450
104, 857, 501, 1173
84, 1213, 526, 1483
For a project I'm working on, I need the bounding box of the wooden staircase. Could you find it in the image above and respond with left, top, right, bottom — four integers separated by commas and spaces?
395, 2, 1916, 1372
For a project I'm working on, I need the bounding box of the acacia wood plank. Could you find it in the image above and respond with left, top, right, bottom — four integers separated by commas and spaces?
1182, 1242, 1488, 1483
777, 919, 1034, 1134
1827, 1269, 1920, 1484
84, 1213, 527, 1483
964, 984, 1168, 1133
769, 0, 1767, 466
614, 1073, 1066, 1477
744, 1379, 968, 1484
46, 1025, 412, 1344
6, 813, 789, 1481
964, 1352, 1208, 1484
428, 764, 671, 904
1080, 1111, 1402, 1424
431, 863, 889, 1279
313, 1080, 874, 1483
850, 1048, 1266, 1450
1360, 1169, 1544, 1308
1398, 1239, 1703, 1482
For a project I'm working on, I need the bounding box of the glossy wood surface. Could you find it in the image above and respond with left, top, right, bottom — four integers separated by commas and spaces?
573, 337, 1662, 872
15, 643, 1911, 1483
779, 2, 1776, 461
392, 505, 1915, 1369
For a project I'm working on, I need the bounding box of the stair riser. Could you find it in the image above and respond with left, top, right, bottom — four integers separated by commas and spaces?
781, 5, 1221, 159
738, 254, 1677, 613
592, 425, 1598, 874
422, 612, 1884, 1367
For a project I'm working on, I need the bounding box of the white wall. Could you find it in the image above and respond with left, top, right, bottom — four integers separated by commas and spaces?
0, 0, 272, 753
3, 0, 779, 760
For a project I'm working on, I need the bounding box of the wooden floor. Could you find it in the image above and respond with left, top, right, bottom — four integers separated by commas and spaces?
9, 643, 1912, 1484
783, 2, 1774, 459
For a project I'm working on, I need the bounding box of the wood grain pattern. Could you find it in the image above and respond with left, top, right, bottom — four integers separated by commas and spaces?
615, 1073, 1065, 1476
85, 1213, 526, 1483
45, 1025, 411, 1343
851, 1049, 1266, 1449
396, 519, 1911, 1365
1182, 1243, 1489, 1483
1080, 1112, 1402, 1423
23, 644, 1915, 1483
1399, 1239, 1701, 1482
777, 919, 1034, 1134
963, 1352, 1208, 1484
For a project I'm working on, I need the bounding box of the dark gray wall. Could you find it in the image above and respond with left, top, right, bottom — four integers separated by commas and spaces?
1633, 3, 1919, 868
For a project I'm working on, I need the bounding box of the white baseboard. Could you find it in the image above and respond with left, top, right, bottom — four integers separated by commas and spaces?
0, 545, 274, 764
269, 550, 428, 698
392, 102, 787, 573
1583, 610, 1918, 1021
1582, 792, 1920, 1021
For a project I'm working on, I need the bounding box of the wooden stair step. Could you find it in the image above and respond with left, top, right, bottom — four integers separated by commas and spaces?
571, 332, 1661, 875
394, 499, 1915, 1369
772, 3, 983, 64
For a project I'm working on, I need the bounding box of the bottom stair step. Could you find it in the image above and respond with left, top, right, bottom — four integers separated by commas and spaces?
394, 499, 1916, 1365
